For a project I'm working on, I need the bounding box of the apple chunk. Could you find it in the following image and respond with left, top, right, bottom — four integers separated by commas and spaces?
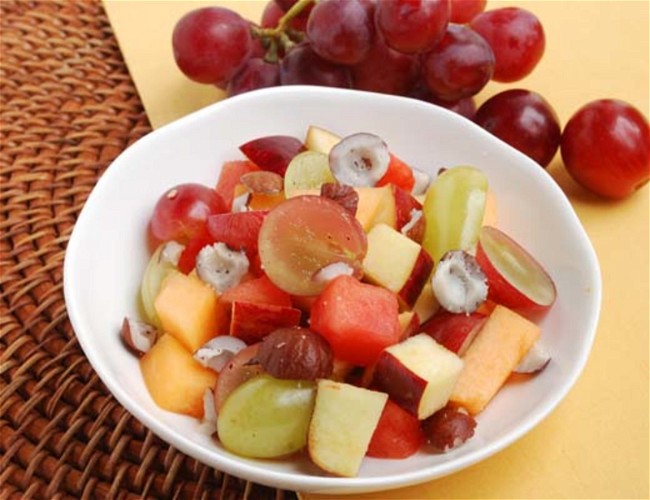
420, 310, 487, 355
308, 380, 387, 477
476, 226, 556, 313
372, 334, 464, 420
305, 125, 341, 154
363, 224, 433, 309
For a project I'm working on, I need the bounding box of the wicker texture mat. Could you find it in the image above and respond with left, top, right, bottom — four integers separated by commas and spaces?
0, 1, 294, 498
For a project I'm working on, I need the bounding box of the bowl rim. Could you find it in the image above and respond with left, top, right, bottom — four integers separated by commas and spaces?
63, 85, 602, 494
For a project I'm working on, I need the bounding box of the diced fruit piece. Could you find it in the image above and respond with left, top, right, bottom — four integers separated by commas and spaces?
240, 170, 284, 195
229, 301, 302, 345
206, 211, 267, 259
239, 135, 306, 176
363, 224, 434, 309
422, 406, 477, 452
215, 160, 260, 209
420, 310, 486, 355
355, 185, 397, 231
398, 311, 420, 341
140, 243, 177, 326
149, 183, 226, 245
392, 184, 423, 231
372, 333, 464, 419
413, 281, 440, 324
476, 226, 556, 312
177, 233, 214, 274
514, 341, 551, 374
217, 374, 316, 458
258, 195, 367, 296
154, 271, 226, 352
140, 334, 218, 418
305, 125, 341, 154
257, 327, 334, 380
308, 380, 387, 477
232, 183, 285, 211
377, 154, 415, 192
367, 399, 424, 459
284, 151, 335, 198
329, 133, 390, 187
320, 183, 359, 215
431, 250, 488, 314
214, 343, 263, 412
121, 317, 158, 356
219, 274, 293, 308
450, 305, 541, 414
310, 275, 401, 366
422, 166, 488, 263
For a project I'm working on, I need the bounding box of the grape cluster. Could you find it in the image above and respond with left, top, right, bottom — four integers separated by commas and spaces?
173, 0, 649, 197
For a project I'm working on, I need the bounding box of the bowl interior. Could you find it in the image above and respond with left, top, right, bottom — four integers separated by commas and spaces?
64, 86, 601, 494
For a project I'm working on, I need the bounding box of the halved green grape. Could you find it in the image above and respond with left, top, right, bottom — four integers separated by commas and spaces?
140, 244, 178, 326
217, 374, 316, 458
283, 151, 335, 198
422, 166, 488, 263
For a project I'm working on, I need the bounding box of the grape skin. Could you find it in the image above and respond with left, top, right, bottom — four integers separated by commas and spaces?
280, 44, 352, 88
227, 58, 280, 96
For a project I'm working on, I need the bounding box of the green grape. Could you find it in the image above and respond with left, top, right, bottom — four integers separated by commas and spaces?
422, 166, 488, 263
217, 374, 316, 458
140, 244, 176, 326
283, 151, 335, 198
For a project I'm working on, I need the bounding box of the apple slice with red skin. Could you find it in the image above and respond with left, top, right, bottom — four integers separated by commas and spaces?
239, 135, 306, 176
476, 226, 556, 313
420, 310, 487, 356
229, 301, 302, 345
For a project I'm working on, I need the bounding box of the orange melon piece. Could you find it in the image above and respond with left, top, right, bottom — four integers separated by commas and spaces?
355, 186, 396, 232
450, 305, 540, 414
154, 271, 226, 352
140, 334, 218, 418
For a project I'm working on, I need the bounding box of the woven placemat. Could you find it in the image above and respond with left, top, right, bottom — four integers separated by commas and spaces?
0, 1, 296, 498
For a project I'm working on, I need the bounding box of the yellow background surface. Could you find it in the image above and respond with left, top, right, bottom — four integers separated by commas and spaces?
104, 1, 649, 498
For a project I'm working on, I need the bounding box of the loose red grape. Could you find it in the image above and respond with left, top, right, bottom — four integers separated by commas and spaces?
561, 99, 650, 199
450, 0, 486, 24
280, 44, 352, 88
306, 0, 374, 65
474, 89, 561, 167
375, 0, 450, 54
172, 7, 253, 86
228, 58, 281, 96
351, 35, 420, 95
422, 24, 494, 102
470, 7, 545, 83
149, 184, 226, 245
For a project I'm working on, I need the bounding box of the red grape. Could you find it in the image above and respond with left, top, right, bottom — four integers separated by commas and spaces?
351, 35, 420, 95
306, 0, 374, 65
280, 44, 352, 88
432, 95, 477, 120
449, 0, 486, 24
470, 7, 545, 83
172, 7, 253, 86
422, 24, 494, 102
261, 1, 285, 28
474, 89, 561, 167
149, 184, 226, 245
561, 100, 650, 199
228, 58, 280, 96
375, 0, 450, 54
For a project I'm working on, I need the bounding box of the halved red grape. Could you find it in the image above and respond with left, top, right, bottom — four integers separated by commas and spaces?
474, 89, 560, 167
375, 0, 449, 54
422, 24, 494, 102
280, 44, 352, 88
258, 195, 367, 296
172, 7, 253, 86
239, 135, 306, 176
470, 7, 545, 83
306, 0, 374, 65
149, 184, 226, 245
561, 99, 650, 199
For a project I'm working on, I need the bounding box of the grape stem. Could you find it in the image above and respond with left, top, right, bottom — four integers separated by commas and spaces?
251, 0, 314, 63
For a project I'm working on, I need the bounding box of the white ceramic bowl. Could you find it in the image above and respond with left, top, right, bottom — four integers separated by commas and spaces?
64, 86, 601, 495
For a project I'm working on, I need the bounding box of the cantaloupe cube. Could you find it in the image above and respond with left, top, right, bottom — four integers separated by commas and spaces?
450, 305, 540, 414
154, 271, 226, 352
140, 334, 218, 418
355, 186, 396, 231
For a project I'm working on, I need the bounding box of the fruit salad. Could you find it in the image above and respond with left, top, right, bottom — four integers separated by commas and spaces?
121, 126, 556, 477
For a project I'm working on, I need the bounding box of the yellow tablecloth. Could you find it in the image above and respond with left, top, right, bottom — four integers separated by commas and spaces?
104, 1, 649, 497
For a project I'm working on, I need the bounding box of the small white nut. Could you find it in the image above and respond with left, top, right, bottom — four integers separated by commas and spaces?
202, 388, 218, 425
432, 250, 488, 314
231, 192, 251, 213
328, 133, 390, 187
196, 242, 249, 293
160, 241, 185, 267
194, 335, 247, 373
515, 341, 551, 374
411, 168, 432, 196
121, 317, 158, 356
312, 261, 355, 284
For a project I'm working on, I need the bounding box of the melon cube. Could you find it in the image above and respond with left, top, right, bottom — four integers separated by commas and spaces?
450, 305, 541, 414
